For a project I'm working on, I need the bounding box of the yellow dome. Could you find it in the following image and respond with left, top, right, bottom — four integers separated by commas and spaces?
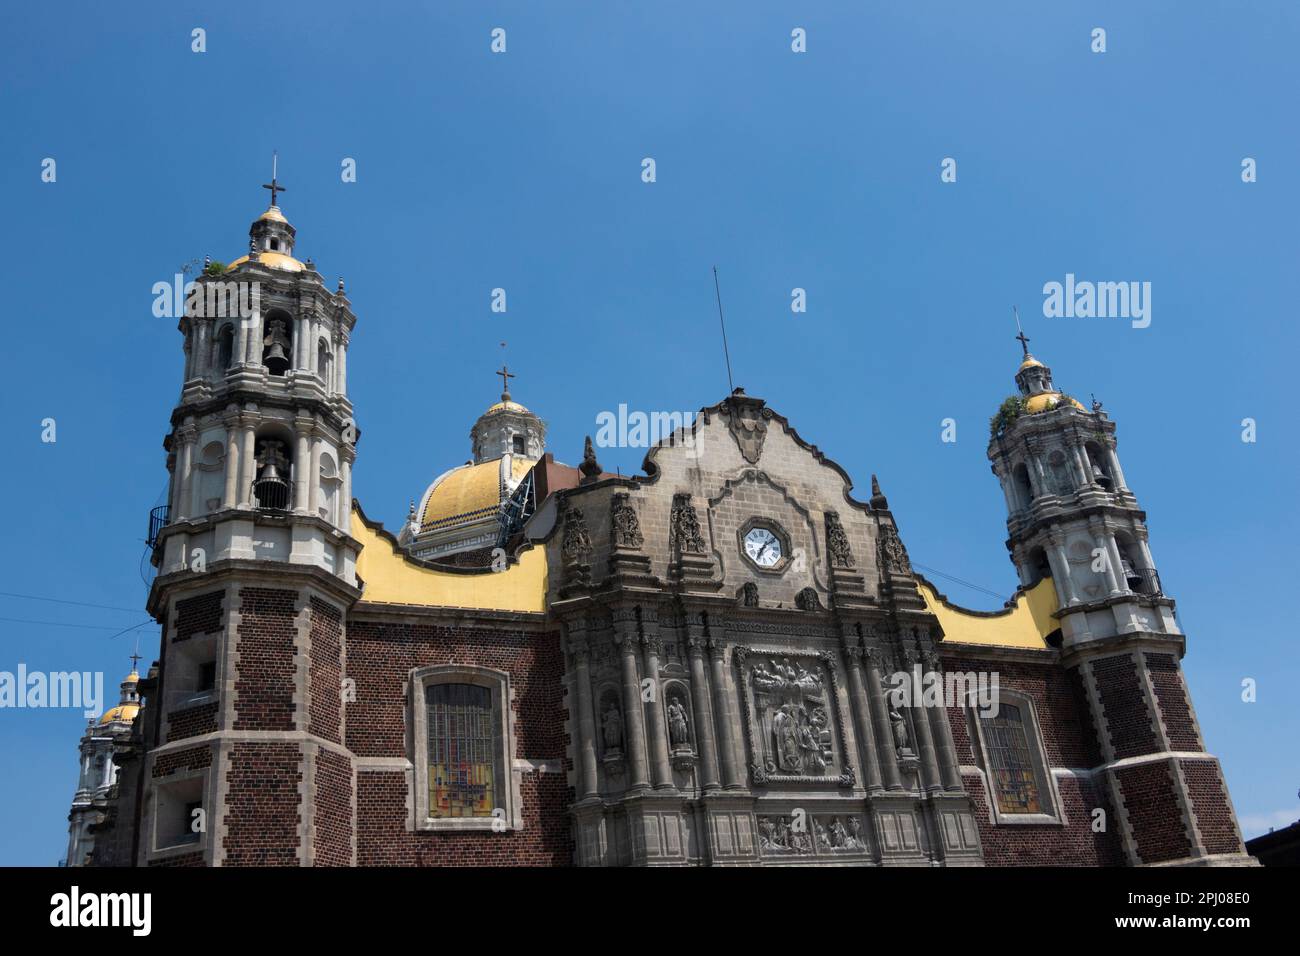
419, 457, 534, 530
1025, 392, 1085, 413
484, 399, 530, 415
1019, 355, 1045, 371
100, 703, 140, 725
258, 206, 288, 223
225, 251, 305, 273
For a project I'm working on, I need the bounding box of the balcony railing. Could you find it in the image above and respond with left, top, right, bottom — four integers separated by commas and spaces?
252, 476, 291, 512
1125, 567, 1163, 597
146, 505, 170, 552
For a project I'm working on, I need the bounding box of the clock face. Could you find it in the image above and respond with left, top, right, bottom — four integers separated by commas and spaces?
744, 526, 783, 568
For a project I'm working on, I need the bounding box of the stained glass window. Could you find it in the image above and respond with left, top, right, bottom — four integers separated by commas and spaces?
426, 683, 498, 818
982, 703, 1042, 814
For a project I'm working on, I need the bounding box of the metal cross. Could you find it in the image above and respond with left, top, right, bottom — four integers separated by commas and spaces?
262, 152, 286, 206
496, 365, 515, 397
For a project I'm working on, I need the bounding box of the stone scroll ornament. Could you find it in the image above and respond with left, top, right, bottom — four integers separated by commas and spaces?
670, 494, 706, 554
610, 493, 643, 549
562, 503, 593, 563
878, 523, 911, 575
825, 511, 854, 569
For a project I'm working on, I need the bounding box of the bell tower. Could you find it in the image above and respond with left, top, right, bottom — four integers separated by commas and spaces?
139, 173, 362, 866
987, 331, 1252, 867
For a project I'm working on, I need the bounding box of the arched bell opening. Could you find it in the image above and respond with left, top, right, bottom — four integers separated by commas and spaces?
252, 427, 294, 511
261, 308, 294, 376
1084, 441, 1113, 490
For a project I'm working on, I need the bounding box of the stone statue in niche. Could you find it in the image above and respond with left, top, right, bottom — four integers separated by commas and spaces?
815, 820, 831, 848
667, 696, 690, 749
738, 582, 759, 607
795, 587, 821, 611
847, 816, 864, 849
888, 706, 910, 754
601, 700, 623, 754
610, 493, 644, 549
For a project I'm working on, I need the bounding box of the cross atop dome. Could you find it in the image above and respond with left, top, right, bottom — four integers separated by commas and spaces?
496, 364, 516, 401
262, 151, 287, 208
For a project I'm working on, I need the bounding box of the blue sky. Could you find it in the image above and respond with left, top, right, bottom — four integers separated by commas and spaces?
0, 1, 1295, 864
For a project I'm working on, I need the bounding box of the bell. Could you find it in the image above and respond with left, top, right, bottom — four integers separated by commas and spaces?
1091, 463, 1112, 488
264, 341, 288, 364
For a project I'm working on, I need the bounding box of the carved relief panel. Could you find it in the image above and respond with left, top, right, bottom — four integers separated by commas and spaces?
734, 647, 855, 787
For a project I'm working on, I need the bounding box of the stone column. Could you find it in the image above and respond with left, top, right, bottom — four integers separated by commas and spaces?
1028, 450, 1049, 498
339, 449, 353, 534
708, 638, 743, 789
904, 653, 941, 793
1071, 444, 1091, 486
924, 652, 963, 792
1047, 535, 1079, 603
307, 434, 323, 516
308, 317, 319, 375
245, 314, 262, 366
1088, 522, 1121, 594
1134, 531, 1156, 572
614, 615, 650, 791
864, 648, 904, 791
641, 634, 674, 790
194, 321, 210, 378
843, 646, 884, 793
296, 315, 310, 371
1106, 533, 1129, 593
293, 424, 311, 514
686, 636, 720, 791
174, 431, 195, 521
222, 424, 240, 510
239, 424, 256, 508
1106, 445, 1129, 491
337, 332, 349, 396
569, 628, 599, 801
234, 322, 248, 370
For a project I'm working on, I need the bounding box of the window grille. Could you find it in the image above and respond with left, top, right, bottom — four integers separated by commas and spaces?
425, 683, 498, 817
982, 703, 1042, 813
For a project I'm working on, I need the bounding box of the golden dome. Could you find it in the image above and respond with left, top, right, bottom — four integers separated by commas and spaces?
258, 205, 288, 223
225, 251, 306, 273
420, 458, 534, 529
99, 703, 140, 725
1025, 392, 1085, 413
1019, 355, 1045, 371
484, 399, 530, 415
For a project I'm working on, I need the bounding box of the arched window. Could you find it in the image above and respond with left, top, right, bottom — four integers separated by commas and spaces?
512, 434, 525, 455
194, 441, 226, 514
215, 325, 235, 372
971, 693, 1061, 824
1012, 462, 1033, 510
412, 665, 515, 831
261, 309, 293, 376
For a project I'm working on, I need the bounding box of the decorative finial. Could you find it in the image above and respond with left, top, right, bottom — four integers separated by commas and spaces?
579, 436, 601, 484
869, 473, 889, 510
1091, 393, 1104, 412
262, 151, 286, 208
496, 364, 516, 401
337, 277, 345, 293
407, 498, 416, 519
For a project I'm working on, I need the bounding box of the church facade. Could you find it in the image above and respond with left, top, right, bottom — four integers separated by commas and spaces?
73, 193, 1253, 867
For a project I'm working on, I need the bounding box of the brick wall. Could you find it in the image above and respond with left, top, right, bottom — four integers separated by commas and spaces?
345, 618, 573, 866
234, 588, 298, 731
166, 701, 218, 742
308, 598, 344, 745
313, 749, 353, 866
152, 745, 212, 778
356, 771, 572, 866
223, 742, 303, 866
1116, 761, 1191, 863
1146, 653, 1201, 752
1090, 653, 1157, 758
1182, 759, 1243, 855
173, 590, 224, 642
942, 650, 1122, 866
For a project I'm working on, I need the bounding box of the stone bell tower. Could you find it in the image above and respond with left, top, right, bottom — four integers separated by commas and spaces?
987, 332, 1252, 866
138, 171, 361, 866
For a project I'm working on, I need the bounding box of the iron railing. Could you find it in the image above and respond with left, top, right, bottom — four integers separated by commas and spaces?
146, 504, 171, 552
1125, 567, 1163, 597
